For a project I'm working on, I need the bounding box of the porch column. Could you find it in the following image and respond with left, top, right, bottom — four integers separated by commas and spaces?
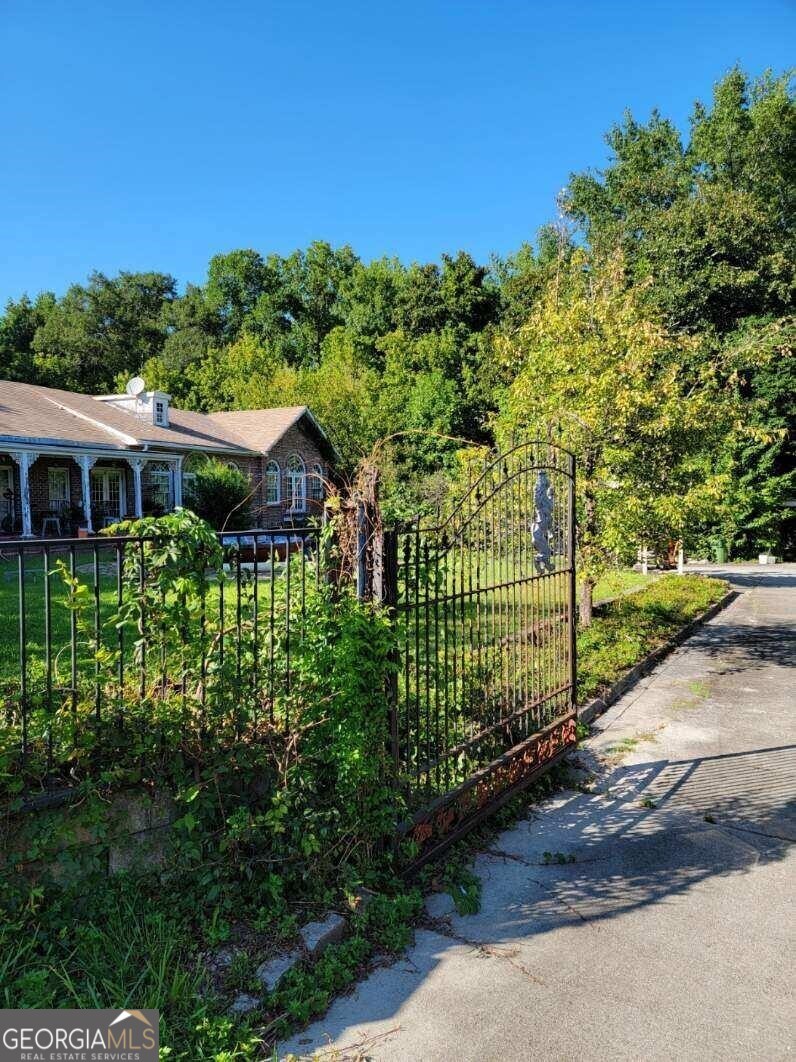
125, 457, 146, 518
77, 455, 97, 533
172, 456, 183, 508
9, 451, 37, 537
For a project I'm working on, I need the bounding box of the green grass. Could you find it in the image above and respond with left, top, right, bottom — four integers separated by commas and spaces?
0, 550, 295, 685
0, 547, 307, 786
0, 548, 119, 680
0, 550, 651, 690
592, 568, 654, 604
577, 574, 728, 703
0, 881, 268, 1060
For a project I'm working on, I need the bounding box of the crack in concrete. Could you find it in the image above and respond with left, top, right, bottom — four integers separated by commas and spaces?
421, 918, 548, 986
712, 819, 794, 846
481, 847, 599, 927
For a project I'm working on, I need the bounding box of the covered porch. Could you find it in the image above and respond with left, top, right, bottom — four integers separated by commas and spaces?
0, 449, 185, 538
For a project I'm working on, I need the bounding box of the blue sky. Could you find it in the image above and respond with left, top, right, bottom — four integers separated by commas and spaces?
1, 1, 793, 305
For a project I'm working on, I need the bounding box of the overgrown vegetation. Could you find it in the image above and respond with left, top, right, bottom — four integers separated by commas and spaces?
2, 67, 793, 556
0, 763, 575, 1057
0, 510, 405, 1055
577, 575, 728, 702
0, 536, 725, 1056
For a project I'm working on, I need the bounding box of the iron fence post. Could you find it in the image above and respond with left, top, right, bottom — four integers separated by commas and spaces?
356, 499, 368, 601
382, 528, 400, 775
568, 455, 578, 714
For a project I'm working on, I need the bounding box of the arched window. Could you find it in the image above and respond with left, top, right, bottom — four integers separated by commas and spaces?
308, 462, 324, 502
285, 454, 306, 512
265, 460, 280, 505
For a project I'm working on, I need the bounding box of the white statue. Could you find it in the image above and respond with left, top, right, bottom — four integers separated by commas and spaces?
532, 471, 554, 573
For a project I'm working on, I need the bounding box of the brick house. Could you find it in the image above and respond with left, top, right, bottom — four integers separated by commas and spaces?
0, 378, 338, 537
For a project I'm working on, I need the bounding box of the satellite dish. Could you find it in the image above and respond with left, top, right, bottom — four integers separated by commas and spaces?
126, 376, 146, 396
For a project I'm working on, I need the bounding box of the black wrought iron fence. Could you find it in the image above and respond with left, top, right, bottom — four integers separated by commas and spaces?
383, 441, 577, 868
2, 440, 577, 867
0, 528, 319, 790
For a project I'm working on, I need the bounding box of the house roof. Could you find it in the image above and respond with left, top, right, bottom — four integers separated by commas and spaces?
204, 407, 339, 461
0, 380, 337, 461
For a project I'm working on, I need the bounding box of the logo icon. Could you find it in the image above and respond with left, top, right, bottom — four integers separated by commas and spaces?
0, 1008, 159, 1061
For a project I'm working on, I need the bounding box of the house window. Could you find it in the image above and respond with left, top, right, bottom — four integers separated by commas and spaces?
308, 463, 324, 502
265, 461, 280, 505
90, 468, 125, 525
181, 455, 203, 505
48, 468, 70, 510
0, 466, 13, 530
154, 400, 166, 425
285, 454, 306, 512
143, 462, 172, 513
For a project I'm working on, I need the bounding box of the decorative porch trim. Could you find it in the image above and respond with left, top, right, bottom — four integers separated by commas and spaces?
77, 455, 98, 533
7, 451, 38, 537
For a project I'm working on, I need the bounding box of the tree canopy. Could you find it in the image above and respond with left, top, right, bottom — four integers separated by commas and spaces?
2, 66, 793, 557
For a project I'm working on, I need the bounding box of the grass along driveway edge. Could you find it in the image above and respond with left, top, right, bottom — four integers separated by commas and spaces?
577, 577, 734, 724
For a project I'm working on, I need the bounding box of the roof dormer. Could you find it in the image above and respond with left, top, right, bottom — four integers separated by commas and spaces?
94, 380, 171, 427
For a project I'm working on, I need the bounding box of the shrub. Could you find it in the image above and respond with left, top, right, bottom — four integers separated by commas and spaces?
184, 458, 253, 530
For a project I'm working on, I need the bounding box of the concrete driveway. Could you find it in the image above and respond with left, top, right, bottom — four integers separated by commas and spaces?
281, 565, 795, 1061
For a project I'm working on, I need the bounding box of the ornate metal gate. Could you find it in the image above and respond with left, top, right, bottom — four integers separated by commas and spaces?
385, 441, 577, 869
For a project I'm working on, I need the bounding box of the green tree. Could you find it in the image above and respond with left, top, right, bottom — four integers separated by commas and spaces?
338, 257, 404, 366
498, 252, 730, 623
0, 292, 56, 382
492, 224, 574, 330
205, 248, 289, 347
279, 241, 359, 366
565, 68, 795, 335
32, 271, 176, 392
159, 282, 223, 373
715, 317, 796, 557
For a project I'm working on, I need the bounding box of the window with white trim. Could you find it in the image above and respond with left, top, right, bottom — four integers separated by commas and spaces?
48, 467, 70, 510
265, 461, 280, 505
285, 454, 306, 512
90, 468, 124, 522
308, 463, 324, 502
181, 454, 204, 502
154, 400, 166, 425
142, 461, 172, 513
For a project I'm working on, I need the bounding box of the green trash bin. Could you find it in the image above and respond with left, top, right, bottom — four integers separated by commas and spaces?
714, 541, 727, 564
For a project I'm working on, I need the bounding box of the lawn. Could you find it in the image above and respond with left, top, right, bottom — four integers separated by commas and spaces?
0, 551, 652, 689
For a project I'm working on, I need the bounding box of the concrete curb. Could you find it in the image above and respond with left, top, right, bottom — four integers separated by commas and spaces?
577, 588, 738, 725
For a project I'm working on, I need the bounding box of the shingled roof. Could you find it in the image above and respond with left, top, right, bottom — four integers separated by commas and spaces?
205, 407, 339, 461
0, 380, 337, 460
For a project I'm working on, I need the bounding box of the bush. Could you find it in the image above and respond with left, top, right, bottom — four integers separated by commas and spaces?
184, 459, 253, 531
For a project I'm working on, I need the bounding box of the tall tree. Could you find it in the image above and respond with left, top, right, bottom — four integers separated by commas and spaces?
205, 248, 288, 347
716, 316, 796, 557
565, 68, 795, 335
32, 271, 176, 392
0, 292, 55, 382
498, 251, 731, 623
337, 257, 404, 366
279, 241, 359, 366
159, 282, 224, 373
